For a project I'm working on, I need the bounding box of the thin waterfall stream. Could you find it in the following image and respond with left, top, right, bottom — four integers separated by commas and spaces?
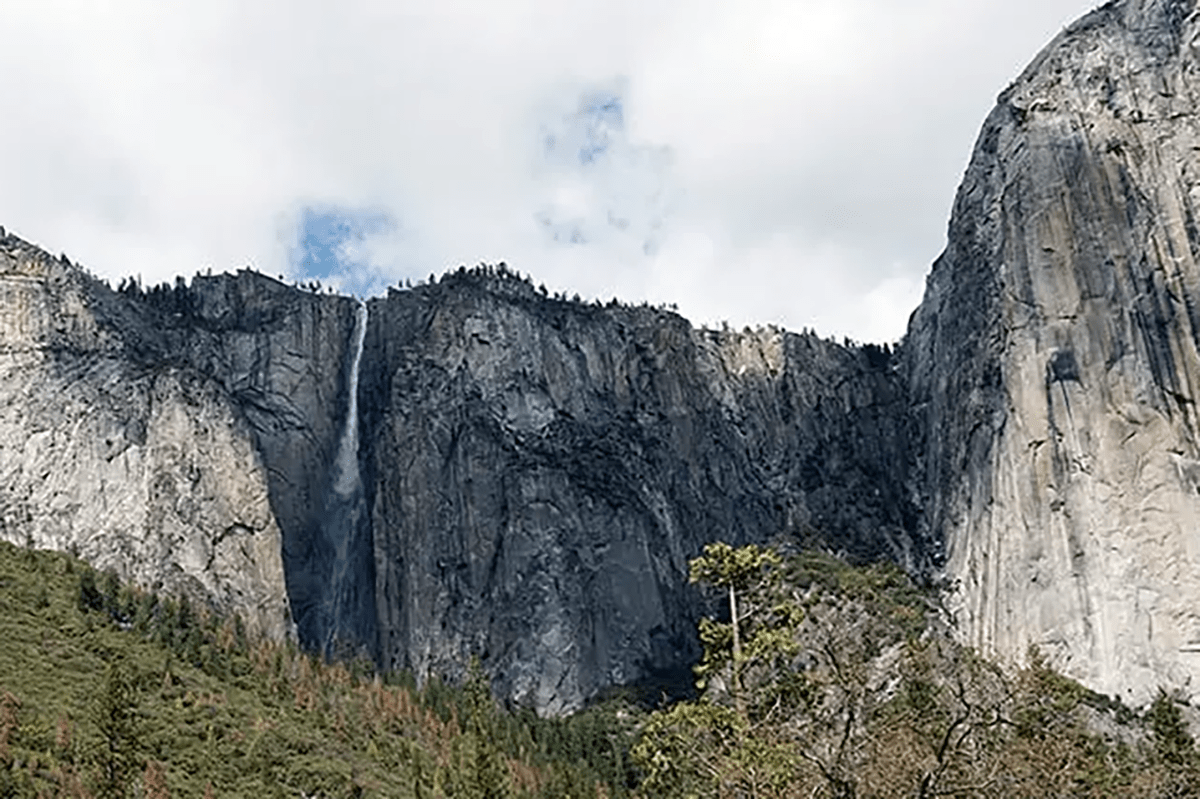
320, 299, 375, 658
333, 301, 368, 497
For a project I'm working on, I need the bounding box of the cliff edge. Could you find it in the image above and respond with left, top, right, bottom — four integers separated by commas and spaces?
907, 0, 1200, 705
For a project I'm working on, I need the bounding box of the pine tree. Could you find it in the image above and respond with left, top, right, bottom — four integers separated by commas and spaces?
412, 743, 436, 799
635, 543, 804, 797
78, 568, 103, 613
688, 542, 787, 719
466, 659, 511, 799
94, 659, 139, 799
1148, 689, 1196, 767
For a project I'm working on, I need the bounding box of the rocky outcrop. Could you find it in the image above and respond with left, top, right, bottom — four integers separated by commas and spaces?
0, 234, 917, 712
0, 234, 359, 641
359, 270, 918, 712
907, 0, 1200, 705
169, 274, 364, 654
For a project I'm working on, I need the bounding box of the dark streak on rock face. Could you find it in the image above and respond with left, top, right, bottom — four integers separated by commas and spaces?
1048, 350, 1081, 385
356, 272, 920, 712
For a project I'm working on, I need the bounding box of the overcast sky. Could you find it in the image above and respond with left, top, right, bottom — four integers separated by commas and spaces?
1, 1, 1099, 343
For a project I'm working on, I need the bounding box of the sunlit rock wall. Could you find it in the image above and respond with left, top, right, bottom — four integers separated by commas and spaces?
0, 235, 360, 641
907, 0, 1200, 705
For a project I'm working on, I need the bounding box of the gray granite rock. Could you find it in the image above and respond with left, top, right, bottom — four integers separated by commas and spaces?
358, 272, 917, 712
0, 236, 360, 642
0, 243, 917, 712
906, 0, 1200, 707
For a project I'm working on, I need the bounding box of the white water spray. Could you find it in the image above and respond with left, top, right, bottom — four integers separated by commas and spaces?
333, 301, 367, 496
318, 299, 375, 657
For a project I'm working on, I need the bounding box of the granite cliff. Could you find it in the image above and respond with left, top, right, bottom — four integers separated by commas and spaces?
0, 236, 360, 642
908, 0, 1200, 706
0, 237, 918, 712
358, 271, 918, 711
6, 0, 1200, 714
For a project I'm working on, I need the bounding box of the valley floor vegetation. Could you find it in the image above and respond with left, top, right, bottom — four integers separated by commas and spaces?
1, 538, 1197, 798
633, 543, 1200, 798
0, 542, 635, 798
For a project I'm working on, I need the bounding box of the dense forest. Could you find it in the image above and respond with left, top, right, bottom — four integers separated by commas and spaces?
0, 542, 637, 798
1, 538, 1198, 797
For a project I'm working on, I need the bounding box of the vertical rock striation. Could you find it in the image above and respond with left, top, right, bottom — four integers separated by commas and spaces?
359, 270, 917, 713
0, 233, 360, 641
171, 270, 363, 650
907, 0, 1200, 705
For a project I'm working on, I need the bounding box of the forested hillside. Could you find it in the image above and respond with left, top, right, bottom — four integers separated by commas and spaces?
3, 538, 1199, 798
0, 541, 636, 798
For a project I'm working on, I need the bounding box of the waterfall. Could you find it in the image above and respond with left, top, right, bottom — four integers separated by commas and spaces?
319, 298, 376, 660
333, 301, 367, 496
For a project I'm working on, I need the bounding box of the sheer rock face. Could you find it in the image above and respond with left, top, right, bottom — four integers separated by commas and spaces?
0, 241, 916, 713
359, 276, 917, 713
10, 0, 1200, 716
907, 0, 1200, 705
0, 237, 358, 641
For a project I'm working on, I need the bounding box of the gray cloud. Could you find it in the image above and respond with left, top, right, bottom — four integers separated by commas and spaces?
0, 0, 1098, 342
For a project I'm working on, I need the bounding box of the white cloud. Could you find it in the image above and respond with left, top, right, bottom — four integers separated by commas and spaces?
0, 0, 1099, 342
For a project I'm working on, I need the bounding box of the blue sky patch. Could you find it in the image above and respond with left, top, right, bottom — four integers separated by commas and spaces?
292, 206, 397, 296
534, 82, 675, 258
576, 93, 624, 165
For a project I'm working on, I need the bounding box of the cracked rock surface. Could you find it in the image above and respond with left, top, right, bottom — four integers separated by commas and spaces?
0, 240, 916, 713
360, 274, 917, 713
907, 0, 1200, 706
0, 238, 358, 642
